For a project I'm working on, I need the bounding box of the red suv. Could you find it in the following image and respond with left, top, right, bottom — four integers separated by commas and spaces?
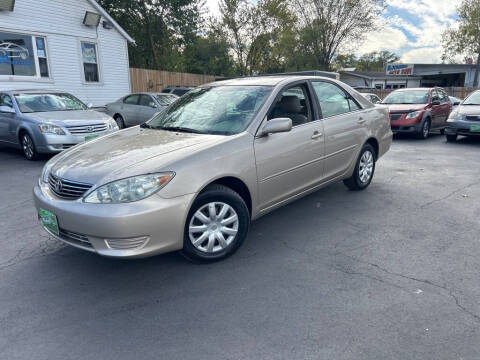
381, 88, 452, 139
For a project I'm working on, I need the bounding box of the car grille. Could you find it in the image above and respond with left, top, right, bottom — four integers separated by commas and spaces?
105, 236, 149, 250
466, 115, 480, 121
390, 114, 403, 121
59, 228, 93, 249
66, 123, 107, 134
48, 173, 93, 200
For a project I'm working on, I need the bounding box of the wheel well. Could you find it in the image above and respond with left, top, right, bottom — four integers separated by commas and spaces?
366, 137, 379, 158
18, 128, 28, 142
113, 113, 122, 119
206, 177, 252, 214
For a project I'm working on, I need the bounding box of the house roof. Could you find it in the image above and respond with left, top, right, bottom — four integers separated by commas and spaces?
87, 0, 135, 43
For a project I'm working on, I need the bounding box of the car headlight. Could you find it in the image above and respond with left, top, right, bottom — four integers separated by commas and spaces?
405, 111, 421, 119
448, 111, 465, 122
84, 172, 175, 204
38, 123, 66, 135
107, 118, 119, 130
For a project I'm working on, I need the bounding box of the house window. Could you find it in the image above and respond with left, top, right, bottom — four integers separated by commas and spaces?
35, 37, 49, 78
81, 41, 99, 82
0, 31, 36, 77
0, 31, 51, 80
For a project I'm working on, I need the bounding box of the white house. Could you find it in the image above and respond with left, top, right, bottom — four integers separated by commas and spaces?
0, 0, 134, 106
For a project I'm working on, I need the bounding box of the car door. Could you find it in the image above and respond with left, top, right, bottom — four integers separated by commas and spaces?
311, 81, 367, 181
121, 94, 140, 126
0, 93, 17, 144
430, 90, 443, 128
136, 95, 159, 124
254, 82, 325, 211
439, 90, 452, 125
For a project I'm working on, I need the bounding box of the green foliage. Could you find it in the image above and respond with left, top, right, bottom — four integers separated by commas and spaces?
97, 0, 385, 76
442, 0, 480, 85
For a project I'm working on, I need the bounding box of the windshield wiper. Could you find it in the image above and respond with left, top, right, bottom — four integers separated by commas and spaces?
160, 126, 207, 134
140, 123, 153, 129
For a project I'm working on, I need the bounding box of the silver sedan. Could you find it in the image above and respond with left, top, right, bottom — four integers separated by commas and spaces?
105, 92, 178, 128
34, 76, 392, 261
0, 90, 119, 160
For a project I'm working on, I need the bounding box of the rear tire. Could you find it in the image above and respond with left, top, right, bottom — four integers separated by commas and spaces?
343, 143, 376, 191
446, 134, 457, 142
114, 115, 125, 129
416, 119, 430, 139
20, 132, 38, 161
181, 185, 250, 262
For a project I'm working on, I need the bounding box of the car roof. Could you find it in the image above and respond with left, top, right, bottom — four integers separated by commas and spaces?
4, 89, 66, 94
204, 75, 341, 87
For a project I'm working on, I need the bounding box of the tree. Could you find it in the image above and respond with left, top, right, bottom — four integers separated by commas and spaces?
442, 0, 480, 86
356, 51, 399, 71
217, 0, 295, 75
97, 0, 204, 71
291, 0, 385, 70
182, 30, 236, 76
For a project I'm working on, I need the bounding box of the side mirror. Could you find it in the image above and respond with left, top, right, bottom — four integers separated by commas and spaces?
259, 118, 292, 137
0, 106, 15, 114
149, 101, 157, 108
454, 101, 460, 106
432, 100, 441, 106
87, 103, 93, 109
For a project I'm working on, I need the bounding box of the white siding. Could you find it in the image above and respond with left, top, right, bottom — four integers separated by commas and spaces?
0, 0, 131, 106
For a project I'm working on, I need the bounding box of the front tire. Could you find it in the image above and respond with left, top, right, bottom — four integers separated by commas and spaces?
114, 115, 125, 129
20, 132, 38, 161
416, 119, 430, 139
181, 185, 250, 262
343, 143, 376, 191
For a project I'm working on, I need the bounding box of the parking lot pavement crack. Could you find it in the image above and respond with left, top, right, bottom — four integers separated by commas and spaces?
332, 266, 407, 291
341, 254, 480, 323
420, 181, 480, 209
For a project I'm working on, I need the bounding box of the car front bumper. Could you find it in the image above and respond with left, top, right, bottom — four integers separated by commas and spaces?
33, 182, 195, 258
445, 121, 480, 137
36, 130, 117, 154
390, 116, 423, 133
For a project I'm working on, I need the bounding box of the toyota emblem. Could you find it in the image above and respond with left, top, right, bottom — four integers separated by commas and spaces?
87, 126, 94, 133
55, 179, 63, 192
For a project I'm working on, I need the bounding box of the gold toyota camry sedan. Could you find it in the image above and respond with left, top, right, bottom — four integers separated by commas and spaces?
33, 76, 392, 261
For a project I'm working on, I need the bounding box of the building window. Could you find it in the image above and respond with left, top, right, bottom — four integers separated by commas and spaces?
35, 37, 49, 78
0, 31, 51, 80
81, 41, 99, 82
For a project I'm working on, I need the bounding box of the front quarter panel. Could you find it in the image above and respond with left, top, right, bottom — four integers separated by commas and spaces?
158, 132, 260, 216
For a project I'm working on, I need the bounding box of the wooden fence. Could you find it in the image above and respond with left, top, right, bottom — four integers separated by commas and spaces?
357, 87, 480, 100
130, 68, 217, 93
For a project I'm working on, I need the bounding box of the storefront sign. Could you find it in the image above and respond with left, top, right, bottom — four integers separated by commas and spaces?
386, 64, 414, 76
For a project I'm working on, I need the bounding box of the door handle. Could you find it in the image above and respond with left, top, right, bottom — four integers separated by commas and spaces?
311, 131, 323, 139
357, 118, 366, 125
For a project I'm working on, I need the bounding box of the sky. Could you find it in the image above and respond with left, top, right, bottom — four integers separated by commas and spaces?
205, 0, 463, 64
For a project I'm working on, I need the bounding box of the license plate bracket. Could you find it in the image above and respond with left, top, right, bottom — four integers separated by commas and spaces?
85, 134, 99, 142
39, 208, 59, 236
470, 124, 480, 132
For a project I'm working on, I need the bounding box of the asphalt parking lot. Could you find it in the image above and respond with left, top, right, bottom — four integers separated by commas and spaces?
1, 134, 480, 360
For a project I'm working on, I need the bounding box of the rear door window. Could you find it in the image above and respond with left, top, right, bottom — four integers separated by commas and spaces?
124, 94, 140, 105
311, 82, 360, 118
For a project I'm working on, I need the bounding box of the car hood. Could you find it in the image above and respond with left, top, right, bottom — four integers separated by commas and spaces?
51, 126, 226, 184
27, 110, 112, 125
384, 104, 427, 112
455, 105, 480, 115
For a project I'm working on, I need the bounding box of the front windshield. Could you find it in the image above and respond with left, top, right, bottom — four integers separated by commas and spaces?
382, 90, 429, 104
462, 91, 480, 105
15, 93, 87, 113
155, 94, 178, 106
146, 86, 272, 135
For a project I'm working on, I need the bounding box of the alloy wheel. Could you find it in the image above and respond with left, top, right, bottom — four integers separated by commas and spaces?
423, 121, 430, 138
189, 202, 239, 254
22, 134, 35, 160
358, 150, 374, 183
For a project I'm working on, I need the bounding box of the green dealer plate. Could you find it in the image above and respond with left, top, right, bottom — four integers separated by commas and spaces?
85, 134, 99, 142
470, 124, 480, 133
39, 208, 59, 236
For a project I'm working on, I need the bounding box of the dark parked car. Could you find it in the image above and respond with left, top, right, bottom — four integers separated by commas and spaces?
161, 86, 193, 97
105, 93, 178, 128
381, 87, 452, 139
445, 90, 480, 141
